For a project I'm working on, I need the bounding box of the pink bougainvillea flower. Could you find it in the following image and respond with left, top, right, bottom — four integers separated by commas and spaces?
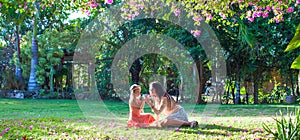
22, 6, 29, 12
206, 14, 213, 20
219, 13, 226, 19
127, 0, 136, 6
29, 125, 33, 130
174, 9, 181, 16
3, 124, 7, 127
121, 7, 130, 12
191, 30, 201, 37
228, 125, 232, 128
252, 11, 257, 17
90, 1, 98, 9
85, 10, 91, 16
193, 16, 203, 21
105, 0, 113, 5
274, 17, 283, 23
248, 17, 255, 22
287, 7, 294, 13
1, 130, 5, 136
136, 4, 143, 9
257, 11, 262, 17
259, 129, 264, 133
265, 6, 271, 11
243, 129, 247, 133
262, 12, 269, 18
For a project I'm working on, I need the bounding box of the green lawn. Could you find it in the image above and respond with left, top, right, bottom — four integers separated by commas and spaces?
0, 98, 299, 139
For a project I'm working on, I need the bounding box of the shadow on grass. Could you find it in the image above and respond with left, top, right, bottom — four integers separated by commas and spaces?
135, 123, 247, 136
136, 124, 248, 136
179, 124, 247, 135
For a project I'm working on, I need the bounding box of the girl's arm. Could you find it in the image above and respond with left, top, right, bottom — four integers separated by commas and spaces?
129, 98, 141, 108
140, 98, 145, 113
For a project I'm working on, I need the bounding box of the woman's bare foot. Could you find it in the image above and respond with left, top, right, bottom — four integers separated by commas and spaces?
190, 121, 198, 128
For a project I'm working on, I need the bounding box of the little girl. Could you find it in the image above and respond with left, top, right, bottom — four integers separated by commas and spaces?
127, 84, 155, 128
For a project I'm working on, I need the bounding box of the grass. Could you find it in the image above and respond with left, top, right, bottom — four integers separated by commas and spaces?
0, 98, 299, 139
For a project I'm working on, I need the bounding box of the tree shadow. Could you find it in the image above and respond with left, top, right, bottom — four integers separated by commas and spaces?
136, 123, 248, 136
169, 123, 248, 136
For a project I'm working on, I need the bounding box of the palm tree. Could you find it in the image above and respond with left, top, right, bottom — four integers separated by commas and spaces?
28, 2, 40, 92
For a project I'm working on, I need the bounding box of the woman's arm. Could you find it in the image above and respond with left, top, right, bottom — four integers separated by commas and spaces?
149, 98, 167, 115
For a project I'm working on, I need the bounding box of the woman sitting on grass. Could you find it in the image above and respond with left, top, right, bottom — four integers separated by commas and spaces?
127, 84, 155, 128
145, 81, 198, 128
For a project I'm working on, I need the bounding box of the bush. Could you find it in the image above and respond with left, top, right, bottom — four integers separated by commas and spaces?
261, 85, 290, 104
263, 108, 300, 140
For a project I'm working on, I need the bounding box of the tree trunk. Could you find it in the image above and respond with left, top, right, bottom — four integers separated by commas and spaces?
253, 78, 259, 104
28, 2, 40, 92
235, 81, 241, 104
66, 63, 73, 92
231, 81, 235, 103
15, 25, 22, 81
245, 81, 249, 104
50, 63, 54, 93
130, 58, 142, 83
290, 72, 295, 96
196, 58, 206, 104
226, 79, 231, 104
28, 37, 39, 92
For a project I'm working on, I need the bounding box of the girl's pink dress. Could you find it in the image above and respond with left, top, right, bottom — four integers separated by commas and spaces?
127, 106, 155, 127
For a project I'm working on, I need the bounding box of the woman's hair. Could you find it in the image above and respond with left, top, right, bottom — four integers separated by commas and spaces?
149, 82, 166, 99
149, 81, 174, 109
129, 84, 141, 107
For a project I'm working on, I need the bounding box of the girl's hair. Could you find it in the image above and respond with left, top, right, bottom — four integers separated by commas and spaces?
130, 84, 141, 92
149, 81, 174, 109
129, 84, 141, 106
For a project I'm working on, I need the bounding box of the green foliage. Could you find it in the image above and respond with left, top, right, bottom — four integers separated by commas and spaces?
1, 68, 25, 90
285, 24, 300, 69
285, 24, 300, 52
263, 108, 300, 140
265, 84, 291, 104
290, 56, 300, 69
94, 18, 204, 100
18, 29, 78, 87
238, 21, 256, 48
